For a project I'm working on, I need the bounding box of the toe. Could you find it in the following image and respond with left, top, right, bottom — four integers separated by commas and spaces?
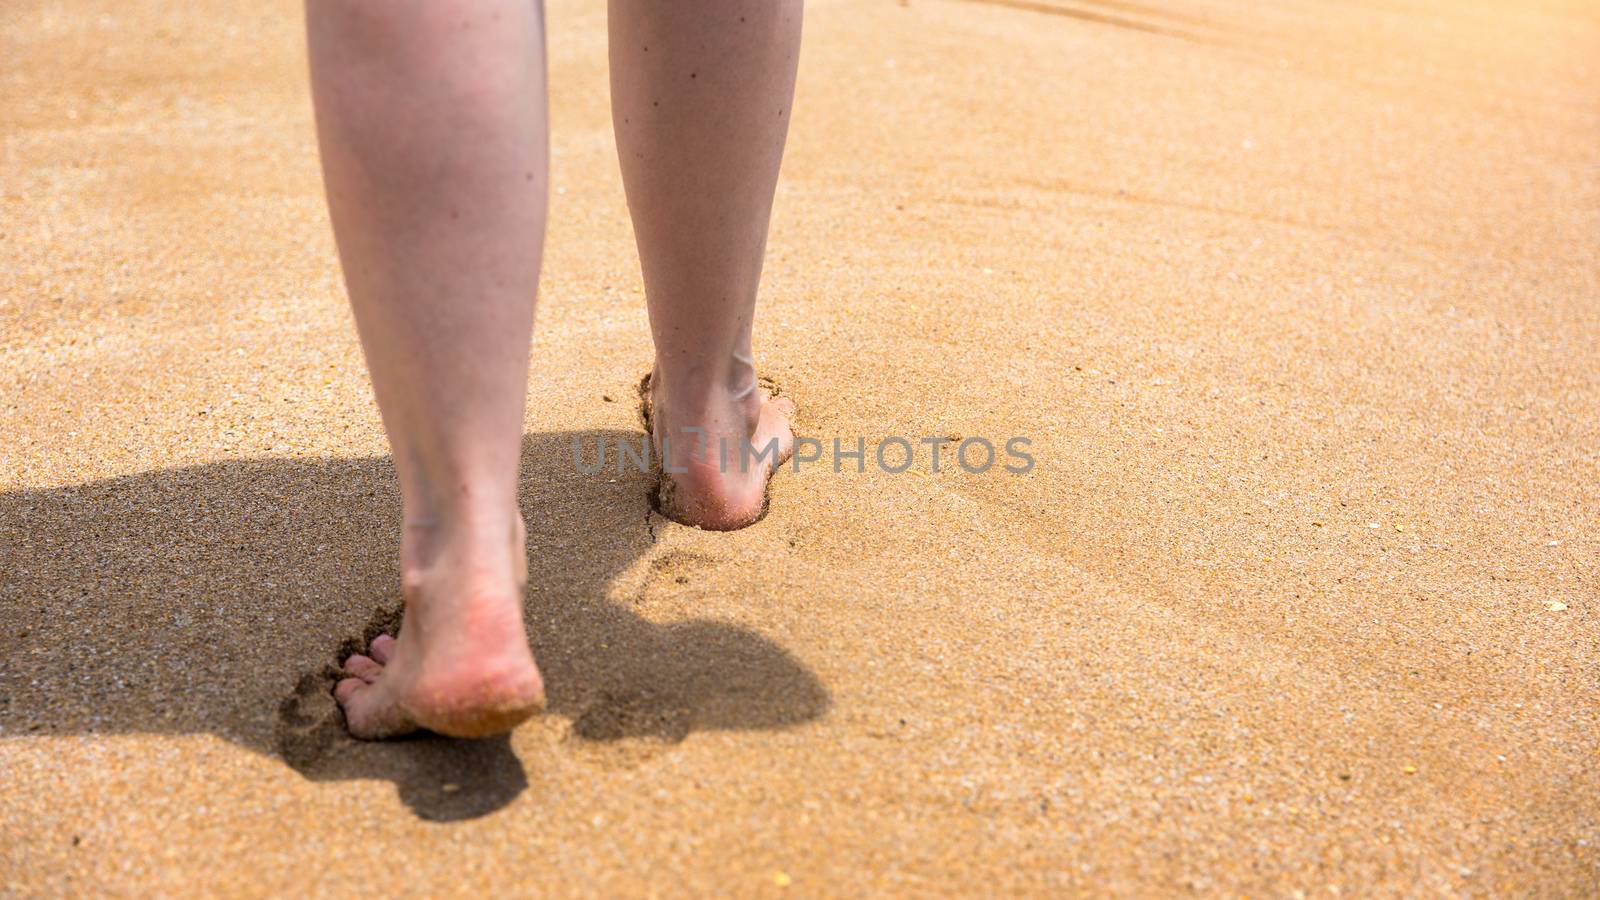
334, 675, 416, 739
369, 634, 397, 664
334, 676, 366, 705
344, 653, 383, 683
759, 398, 797, 467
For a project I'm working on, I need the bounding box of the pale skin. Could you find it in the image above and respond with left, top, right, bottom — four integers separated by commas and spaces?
307, 0, 801, 739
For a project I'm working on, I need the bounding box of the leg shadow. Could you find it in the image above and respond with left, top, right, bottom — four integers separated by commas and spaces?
0, 430, 830, 822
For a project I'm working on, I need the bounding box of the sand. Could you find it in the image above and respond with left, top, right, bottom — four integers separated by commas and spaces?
2, 0, 1597, 894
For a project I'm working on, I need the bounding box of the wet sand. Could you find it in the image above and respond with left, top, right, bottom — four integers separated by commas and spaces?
2, 0, 1597, 893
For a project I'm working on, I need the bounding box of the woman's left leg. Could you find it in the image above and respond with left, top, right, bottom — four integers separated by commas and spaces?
307, 0, 550, 739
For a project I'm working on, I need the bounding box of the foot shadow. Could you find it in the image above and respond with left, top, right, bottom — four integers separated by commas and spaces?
0, 431, 830, 822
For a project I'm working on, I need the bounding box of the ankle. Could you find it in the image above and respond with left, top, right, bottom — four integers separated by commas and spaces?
653, 353, 759, 405
399, 501, 525, 586
652, 361, 763, 437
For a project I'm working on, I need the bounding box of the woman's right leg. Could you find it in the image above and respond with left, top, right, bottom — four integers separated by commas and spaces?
609, 0, 803, 530
307, 0, 548, 738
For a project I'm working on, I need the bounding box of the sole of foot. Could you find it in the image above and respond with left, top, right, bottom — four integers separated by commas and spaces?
335, 597, 546, 740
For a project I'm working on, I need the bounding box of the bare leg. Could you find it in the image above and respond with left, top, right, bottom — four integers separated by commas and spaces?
610, 0, 802, 530
307, 0, 548, 738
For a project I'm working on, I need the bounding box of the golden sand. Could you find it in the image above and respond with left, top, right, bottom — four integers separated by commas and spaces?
2, 0, 1597, 893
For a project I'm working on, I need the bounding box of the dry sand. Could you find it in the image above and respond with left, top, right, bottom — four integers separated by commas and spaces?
2, 0, 1598, 894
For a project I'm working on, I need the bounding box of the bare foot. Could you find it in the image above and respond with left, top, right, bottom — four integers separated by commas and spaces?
642, 370, 796, 530
335, 516, 545, 739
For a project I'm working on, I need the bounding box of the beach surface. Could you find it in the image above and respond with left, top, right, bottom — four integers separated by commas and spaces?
2, 0, 1597, 893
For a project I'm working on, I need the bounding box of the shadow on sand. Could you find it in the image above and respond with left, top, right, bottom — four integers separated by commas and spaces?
0, 431, 830, 821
